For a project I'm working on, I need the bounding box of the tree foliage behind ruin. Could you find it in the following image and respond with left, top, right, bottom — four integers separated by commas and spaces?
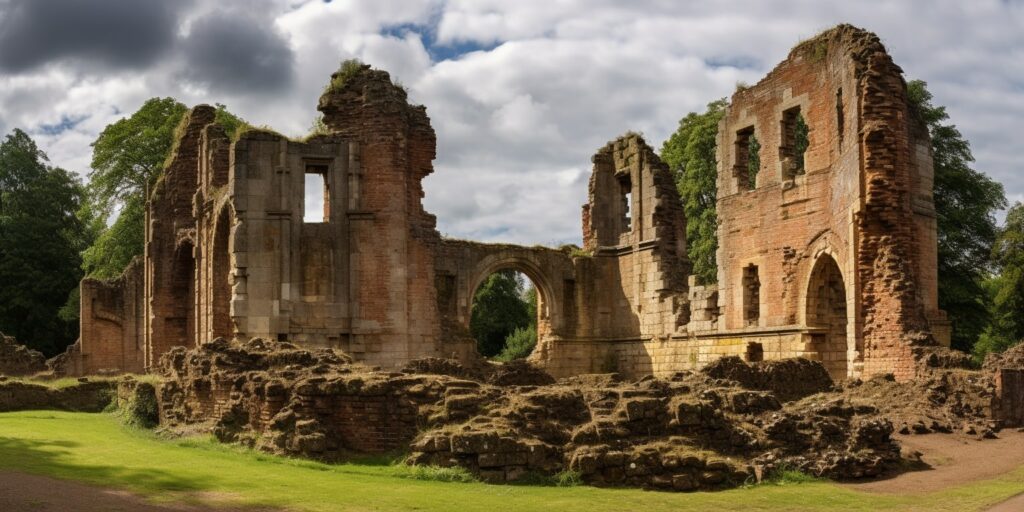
976, 203, 1024, 357
470, 270, 536, 358
0, 129, 89, 355
907, 80, 1007, 353
660, 99, 727, 284
83, 99, 245, 279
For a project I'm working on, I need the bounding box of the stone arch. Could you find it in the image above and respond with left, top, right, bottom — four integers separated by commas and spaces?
464, 255, 558, 342
804, 251, 849, 380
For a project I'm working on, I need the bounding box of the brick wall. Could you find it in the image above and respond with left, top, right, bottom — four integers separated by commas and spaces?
75, 27, 948, 383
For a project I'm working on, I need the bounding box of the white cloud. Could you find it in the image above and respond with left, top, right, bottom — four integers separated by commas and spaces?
1, 0, 1022, 245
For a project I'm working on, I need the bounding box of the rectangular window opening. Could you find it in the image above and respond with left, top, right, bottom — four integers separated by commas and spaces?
304, 165, 330, 223
618, 174, 633, 234
734, 126, 758, 190
780, 107, 808, 179
746, 342, 764, 362
742, 264, 760, 326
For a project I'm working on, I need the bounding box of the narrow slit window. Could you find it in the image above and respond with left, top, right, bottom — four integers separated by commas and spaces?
304, 165, 329, 223
836, 88, 845, 146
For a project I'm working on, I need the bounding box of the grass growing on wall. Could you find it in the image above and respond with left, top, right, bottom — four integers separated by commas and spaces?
1, 411, 1023, 512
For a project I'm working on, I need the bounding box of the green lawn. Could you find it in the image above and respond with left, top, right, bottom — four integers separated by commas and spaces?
0, 411, 1022, 511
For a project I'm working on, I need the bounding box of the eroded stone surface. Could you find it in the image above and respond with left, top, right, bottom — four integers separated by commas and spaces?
69, 25, 949, 386
154, 340, 915, 491
0, 333, 46, 377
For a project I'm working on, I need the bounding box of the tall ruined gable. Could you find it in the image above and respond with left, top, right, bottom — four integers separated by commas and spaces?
714, 24, 943, 380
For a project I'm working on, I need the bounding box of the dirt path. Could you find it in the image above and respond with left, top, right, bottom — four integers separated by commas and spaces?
842, 431, 1024, 496
986, 492, 1024, 512
0, 471, 280, 512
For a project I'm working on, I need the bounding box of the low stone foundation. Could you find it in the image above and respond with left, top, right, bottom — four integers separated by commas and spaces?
0, 378, 115, 412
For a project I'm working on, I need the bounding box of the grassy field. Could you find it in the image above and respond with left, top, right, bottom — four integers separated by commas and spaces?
0, 411, 1022, 512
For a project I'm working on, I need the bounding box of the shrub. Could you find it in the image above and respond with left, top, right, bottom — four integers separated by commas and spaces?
494, 326, 537, 362
554, 469, 583, 487
118, 381, 159, 429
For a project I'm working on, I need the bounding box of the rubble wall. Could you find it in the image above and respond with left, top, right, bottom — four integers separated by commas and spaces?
710, 25, 945, 381
0, 334, 46, 376
145, 106, 215, 369
75, 258, 145, 375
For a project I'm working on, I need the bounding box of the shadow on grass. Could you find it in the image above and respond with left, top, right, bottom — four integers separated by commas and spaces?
0, 436, 285, 511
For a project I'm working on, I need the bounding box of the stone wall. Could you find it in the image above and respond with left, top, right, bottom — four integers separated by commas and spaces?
994, 369, 1024, 427
73, 25, 949, 384
0, 378, 115, 412
708, 24, 946, 381
74, 258, 145, 375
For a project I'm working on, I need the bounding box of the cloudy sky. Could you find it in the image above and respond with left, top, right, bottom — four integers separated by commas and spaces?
0, 0, 1021, 245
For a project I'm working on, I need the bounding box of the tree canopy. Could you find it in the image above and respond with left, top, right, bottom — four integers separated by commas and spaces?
659, 99, 727, 284
907, 80, 1007, 352
0, 129, 89, 355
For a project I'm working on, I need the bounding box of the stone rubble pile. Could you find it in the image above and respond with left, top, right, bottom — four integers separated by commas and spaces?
155, 340, 909, 491
0, 333, 47, 377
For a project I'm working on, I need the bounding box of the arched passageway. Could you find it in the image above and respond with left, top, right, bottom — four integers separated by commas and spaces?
469, 269, 541, 361
806, 254, 848, 380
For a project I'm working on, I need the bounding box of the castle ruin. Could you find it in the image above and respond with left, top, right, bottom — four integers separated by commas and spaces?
69, 25, 949, 382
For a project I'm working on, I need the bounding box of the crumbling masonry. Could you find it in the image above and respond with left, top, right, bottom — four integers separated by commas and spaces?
71, 25, 949, 382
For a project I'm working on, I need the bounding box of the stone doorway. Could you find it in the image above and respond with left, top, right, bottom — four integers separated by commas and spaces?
806, 254, 848, 380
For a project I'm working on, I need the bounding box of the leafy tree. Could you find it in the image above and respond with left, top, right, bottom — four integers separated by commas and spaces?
0, 129, 88, 355
84, 98, 246, 278
907, 80, 1006, 352
80, 195, 145, 279
660, 99, 727, 283
975, 203, 1024, 358
470, 270, 534, 358
89, 97, 188, 213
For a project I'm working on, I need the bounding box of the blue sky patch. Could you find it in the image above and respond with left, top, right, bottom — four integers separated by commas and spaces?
704, 55, 761, 70
382, 22, 500, 63
37, 115, 86, 136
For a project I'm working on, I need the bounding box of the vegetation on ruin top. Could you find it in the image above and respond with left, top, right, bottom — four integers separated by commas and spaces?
325, 58, 367, 94
1, 411, 1023, 512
